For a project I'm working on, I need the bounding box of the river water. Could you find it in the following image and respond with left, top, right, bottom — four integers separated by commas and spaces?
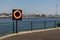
0, 18, 60, 36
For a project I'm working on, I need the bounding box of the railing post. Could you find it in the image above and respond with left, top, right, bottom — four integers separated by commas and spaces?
16, 20, 18, 33
55, 21, 56, 28
31, 21, 32, 31
13, 22, 15, 33
44, 21, 46, 29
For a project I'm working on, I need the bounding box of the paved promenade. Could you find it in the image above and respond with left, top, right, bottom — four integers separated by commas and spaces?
0, 28, 60, 40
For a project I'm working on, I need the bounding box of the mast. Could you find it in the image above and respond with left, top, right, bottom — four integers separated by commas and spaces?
56, 3, 58, 15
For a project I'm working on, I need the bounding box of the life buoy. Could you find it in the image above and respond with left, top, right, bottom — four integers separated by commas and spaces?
14, 10, 22, 20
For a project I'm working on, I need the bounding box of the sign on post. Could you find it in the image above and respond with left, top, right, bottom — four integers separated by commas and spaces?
12, 9, 22, 20
12, 9, 22, 33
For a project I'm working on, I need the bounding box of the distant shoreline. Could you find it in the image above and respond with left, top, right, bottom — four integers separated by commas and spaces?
1, 16, 60, 18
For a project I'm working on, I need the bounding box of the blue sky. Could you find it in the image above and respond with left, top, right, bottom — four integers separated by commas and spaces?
0, 0, 60, 15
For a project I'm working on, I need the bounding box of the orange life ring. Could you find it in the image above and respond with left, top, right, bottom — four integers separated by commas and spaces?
14, 10, 22, 20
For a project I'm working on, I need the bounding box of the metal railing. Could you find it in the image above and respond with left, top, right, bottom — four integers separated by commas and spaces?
0, 21, 60, 36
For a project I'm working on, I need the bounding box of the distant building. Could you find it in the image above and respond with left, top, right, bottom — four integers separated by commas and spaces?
0, 13, 9, 18
41, 14, 47, 17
